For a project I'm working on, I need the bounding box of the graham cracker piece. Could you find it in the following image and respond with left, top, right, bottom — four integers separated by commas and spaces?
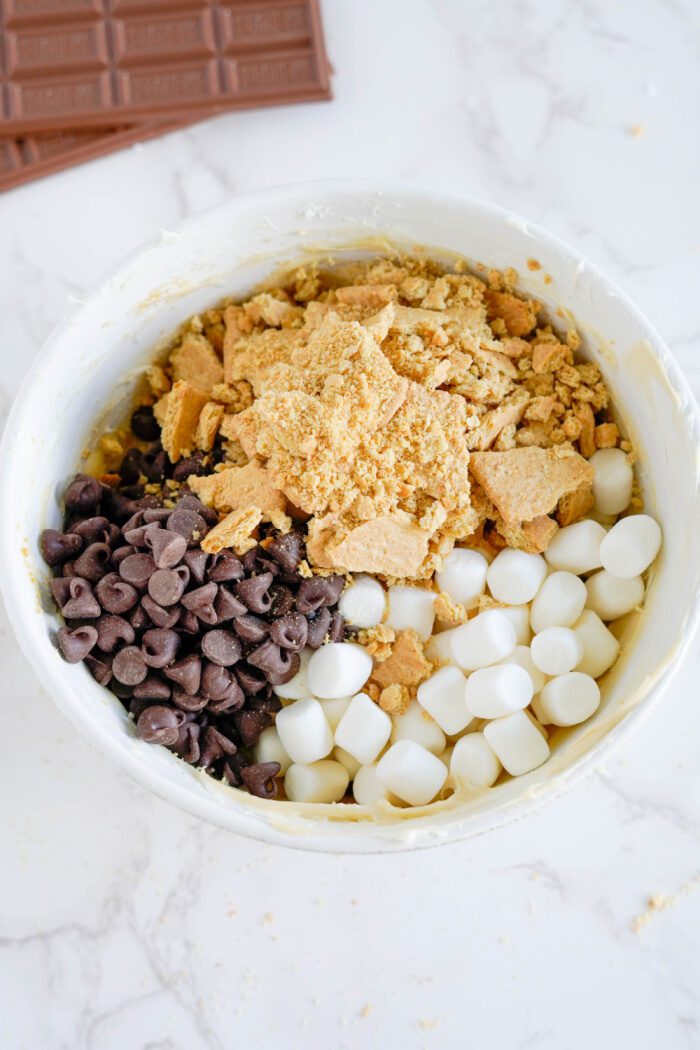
324, 513, 432, 578
160, 381, 209, 462
170, 333, 224, 394
595, 422, 619, 448
470, 446, 594, 526
370, 629, 432, 690
484, 289, 538, 336
434, 591, 470, 625
574, 402, 596, 458
194, 402, 224, 451
556, 485, 594, 526
496, 514, 559, 553
379, 683, 411, 716
466, 389, 529, 451
200, 506, 262, 555
190, 461, 286, 515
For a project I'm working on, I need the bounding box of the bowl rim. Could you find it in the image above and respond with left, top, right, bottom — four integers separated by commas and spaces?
1, 178, 699, 853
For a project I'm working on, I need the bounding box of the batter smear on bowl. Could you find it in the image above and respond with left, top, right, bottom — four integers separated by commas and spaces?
39, 255, 663, 808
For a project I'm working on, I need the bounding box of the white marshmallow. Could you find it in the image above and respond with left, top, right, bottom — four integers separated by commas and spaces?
450, 733, 502, 788
391, 700, 446, 755
424, 626, 459, 665
449, 609, 517, 670
464, 663, 534, 719
498, 645, 546, 694
333, 746, 362, 780
585, 570, 644, 621
318, 696, 352, 731
337, 574, 386, 627
530, 571, 586, 633
376, 740, 447, 806
530, 626, 583, 676
483, 710, 550, 776
334, 692, 392, 765
417, 666, 473, 735
284, 760, 349, 803
254, 726, 292, 774
273, 647, 312, 700
573, 610, 620, 678
590, 448, 633, 515
499, 604, 531, 645
544, 519, 606, 575
600, 514, 662, 579
534, 672, 600, 726
306, 642, 373, 699
275, 698, 333, 764
352, 763, 396, 805
487, 549, 547, 605
435, 548, 488, 610
386, 585, 436, 641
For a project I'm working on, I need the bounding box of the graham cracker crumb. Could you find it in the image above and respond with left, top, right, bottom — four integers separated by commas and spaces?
434, 591, 469, 625
200, 506, 262, 555
356, 623, 395, 661
194, 402, 224, 451
370, 629, 432, 690
379, 683, 411, 716
146, 364, 171, 398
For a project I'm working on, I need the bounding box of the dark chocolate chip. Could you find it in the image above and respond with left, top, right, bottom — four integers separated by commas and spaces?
95, 614, 136, 653
199, 726, 237, 769
171, 689, 208, 712
328, 611, 346, 643
142, 507, 172, 525
201, 629, 242, 667
147, 565, 190, 606
133, 675, 171, 701
166, 507, 209, 547
246, 639, 295, 679
50, 575, 74, 609
233, 614, 270, 644
234, 572, 273, 614
140, 594, 180, 629
177, 609, 200, 634
163, 653, 202, 695
181, 581, 218, 614
233, 709, 270, 747
146, 528, 187, 569
119, 448, 143, 485
296, 575, 345, 614
267, 531, 304, 572
306, 607, 332, 648
128, 602, 153, 633
270, 612, 308, 652
73, 542, 113, 582
131, 405, 160, 442
176, 492, 218, 526
183, 548, 208, 584
119, 552, 157, 588
173, 452, 206, 482
68, 516, 111, 544
95, 573, 139, 614
207, 550, 245, 582
234, 664, 267, 694
241, 762, 280, 799
136, 705, 185, 745
57, 624, 98, 662
213, 587, 247, 624
112, 544, 137, 565
64, 474, 102, 515
62, 577, 101, 619
140, 449, 168, 483
200, 661, 233, 701
84, 653, 113, 685
172, 722, 201, 763
40, 528, 83, 566
141, 628, 180, 668
268, 584, 294, 617
112, 645, 148, 685
222, 753, 247, 787
206, 678, 245, 713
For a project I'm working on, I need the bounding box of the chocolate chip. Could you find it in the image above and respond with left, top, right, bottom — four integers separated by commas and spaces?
131, 406, 160, 442
112, 645, 148, 685
206, 678, 245, 713
128, 602, 153, 632
40, 528, 83, 566
199, 726, 237, 769
328, 611, 346, 642
145, 527, 187, 569
119, 448, 143, 485
166, 507, 209, 547
232, 709, 270, 747
141, 628, 180, 668
119, 552, 157, 588
177, 609, 200, 634
68, 516, 112, 544
247, 639, 295, 680
201, 661, 233, 700
270, 612, 308, 652
121, 510, 145, 534
136, 705, 184, 745
95, 573, 139, 614
64, 474, 102, 515
172, 722, 201, 763
163, 653, 202, 695
147, 565, 190, 606
141, 449, 168, 483
95, 614, 136, 653
49, 576, 72, 608
142, 507, 172, 525
61, 559, 77, 577
183, 548, 208, 583
247, 689, 282, 715
207, 550, 244, 582
112, 544, 137, 565
173, 452, 206, 482
222, 753, 247, 787
181, 581, 218, 615
267, 531, 304, 572
84, 653, 113, 685
296, 575, 345, 614
233, 614, 270, 644
201, 629, 242, 667
234, 664, 267, 694
62, 578, 101, 619
74, 542, 113, 582
133, 675, 171, 701
171, 689, 208, 712
140, 594, 181, 629
213, 587, 247, 624
123, 522, 156, 546
305, 606, 332, 648
57, 624, 98, 662
176, 492, 218, 525
235, 572, 273, 614
241, 762, 280, 799
268, 584, 294, 617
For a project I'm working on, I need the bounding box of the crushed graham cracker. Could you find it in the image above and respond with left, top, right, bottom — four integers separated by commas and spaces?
170, 332, 224, 394
190, 461, 286, 516
379, 683, 411, 716
160, 381, 209, 462
370, 629, 432, 690
200, 506, 262, 555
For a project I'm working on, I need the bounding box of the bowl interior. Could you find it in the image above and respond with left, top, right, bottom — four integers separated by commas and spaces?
2, 182, 698, 852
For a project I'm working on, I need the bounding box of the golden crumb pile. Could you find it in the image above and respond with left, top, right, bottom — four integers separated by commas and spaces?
148, 255, 626, 576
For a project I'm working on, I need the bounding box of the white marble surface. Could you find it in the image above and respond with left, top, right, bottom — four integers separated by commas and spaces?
1, 1, 699, 1047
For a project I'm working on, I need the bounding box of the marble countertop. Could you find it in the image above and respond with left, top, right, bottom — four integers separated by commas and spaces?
1, 2, 699, 1047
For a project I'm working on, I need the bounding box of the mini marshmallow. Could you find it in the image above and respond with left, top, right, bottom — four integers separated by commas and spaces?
318, 696, 352, 731
449, 609, 517, 670
334, 692, 392, 765
499, 645, 546, 694
530, 626, 583, 676
435, 548, 488, 610
450, 732, 502, 788
352, 763, 396, 805
464, 663, 534, 719
254, 726, 292, 774
590, 448, 633, 515
376, 740, 447, 806
386, 585, 436, 641
333, 746, 362, 780
544, 519, 606, 575
338, 574, 386, 627
600, 514, 662, 579
417, 666, 473, 736
391, 700, 447, 755
486, 549, 547, 605
306, 642, 373, 699
273, 646, 312, 700
573, 610, 620, 678
499, 604, 531, 646
585, 570, 644, 621
275, 697, 334, 764
534, 672, 600, 726
530, 571, 586, 633
483, 710, 550, 776
284, 760, 349, 803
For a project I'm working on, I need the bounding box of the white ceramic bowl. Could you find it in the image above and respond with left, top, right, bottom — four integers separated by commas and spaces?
1, 181, 698, 853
